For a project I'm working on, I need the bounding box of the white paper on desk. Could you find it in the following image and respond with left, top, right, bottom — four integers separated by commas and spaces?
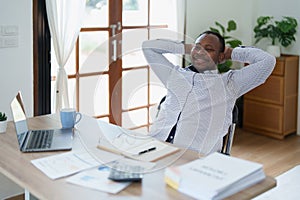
66, 167, 131, 194
87, 147, 124, 164
31, 151, 100, 180
253, 165, 300, 200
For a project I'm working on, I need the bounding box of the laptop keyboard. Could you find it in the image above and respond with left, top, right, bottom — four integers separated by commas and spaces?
27, 130, 54, 150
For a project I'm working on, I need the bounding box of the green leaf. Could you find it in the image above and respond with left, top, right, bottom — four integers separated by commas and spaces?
254, 15, 297, 47
257, 16, 272, 26
209, 27, 220, 35
209, 19, 243, 48
218, 60, 233, 73
227, 20, 237, 32
227, 40, 242, 48
0, 112, 7, 121
215, 21, 225, 35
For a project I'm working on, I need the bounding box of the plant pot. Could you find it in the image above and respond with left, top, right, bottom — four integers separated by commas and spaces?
266, 45, 281, 57
0, 120, 7, 133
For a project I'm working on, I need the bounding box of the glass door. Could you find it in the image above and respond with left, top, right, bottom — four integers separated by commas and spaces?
51, 0, 180, 133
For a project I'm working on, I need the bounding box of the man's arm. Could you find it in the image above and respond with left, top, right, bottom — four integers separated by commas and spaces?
223, 47, 233, 60
227, 46, 276, 97
184, 43, 194, 54
142, 39, 185, 85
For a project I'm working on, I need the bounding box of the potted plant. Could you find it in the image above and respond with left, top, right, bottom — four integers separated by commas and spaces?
0, 112, 8, 133
253, 16, 298, 57
210, 20, 243, 73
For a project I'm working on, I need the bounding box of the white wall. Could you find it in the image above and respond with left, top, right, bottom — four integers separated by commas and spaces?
185, 0, 253, 45
0, 0, 33, 120
186, 0, 300, 54
253, 0, 300, 55
0, 0, 32, 198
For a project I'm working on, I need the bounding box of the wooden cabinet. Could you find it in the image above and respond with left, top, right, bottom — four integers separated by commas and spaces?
243, 55, 299, 139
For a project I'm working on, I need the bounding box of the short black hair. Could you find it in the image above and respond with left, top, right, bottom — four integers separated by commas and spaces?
196, 30, 225, 52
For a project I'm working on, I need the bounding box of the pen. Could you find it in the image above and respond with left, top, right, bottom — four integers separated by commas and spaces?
138, 147, 156, 155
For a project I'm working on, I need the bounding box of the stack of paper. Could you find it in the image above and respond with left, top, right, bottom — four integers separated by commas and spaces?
164, 152, 266, 200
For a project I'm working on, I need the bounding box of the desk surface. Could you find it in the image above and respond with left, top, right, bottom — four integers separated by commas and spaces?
0, 114, 276, 200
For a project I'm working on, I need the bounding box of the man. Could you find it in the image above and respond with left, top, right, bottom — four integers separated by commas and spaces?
142, 31, 276, 155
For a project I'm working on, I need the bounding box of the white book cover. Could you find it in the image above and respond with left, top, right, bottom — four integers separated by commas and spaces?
165, 152, 266, 200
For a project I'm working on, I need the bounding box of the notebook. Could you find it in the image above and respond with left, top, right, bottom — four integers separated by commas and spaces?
97, 120, 179, 162
10, 91, 73, 152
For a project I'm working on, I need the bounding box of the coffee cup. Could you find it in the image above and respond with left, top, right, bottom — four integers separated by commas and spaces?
60, 108, 82, 129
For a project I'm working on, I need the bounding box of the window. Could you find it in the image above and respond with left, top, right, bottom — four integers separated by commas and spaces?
47, 0, 181, 132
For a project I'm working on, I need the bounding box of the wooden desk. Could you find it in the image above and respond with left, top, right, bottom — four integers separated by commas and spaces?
0, 114, 276, 200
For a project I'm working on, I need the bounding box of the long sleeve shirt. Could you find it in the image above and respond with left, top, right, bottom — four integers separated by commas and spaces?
142, 39, 276, 155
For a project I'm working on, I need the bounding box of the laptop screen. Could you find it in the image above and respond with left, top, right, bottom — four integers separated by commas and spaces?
10, 92, 29, 146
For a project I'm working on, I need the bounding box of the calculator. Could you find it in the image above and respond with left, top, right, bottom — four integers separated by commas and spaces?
108, 163, 144, 182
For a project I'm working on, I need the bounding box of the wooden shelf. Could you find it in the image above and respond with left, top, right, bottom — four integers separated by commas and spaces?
243, 55, 299, 139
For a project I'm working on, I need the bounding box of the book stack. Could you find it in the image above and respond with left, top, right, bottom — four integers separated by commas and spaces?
164, 152, 266, 200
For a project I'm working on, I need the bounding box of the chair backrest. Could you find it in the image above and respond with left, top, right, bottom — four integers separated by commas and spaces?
156, 96, 166, 118
156, 96, 238, 155
221, 104, 239, 156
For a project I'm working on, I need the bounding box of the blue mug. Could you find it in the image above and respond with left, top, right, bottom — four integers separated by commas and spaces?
60, 108, 82, 129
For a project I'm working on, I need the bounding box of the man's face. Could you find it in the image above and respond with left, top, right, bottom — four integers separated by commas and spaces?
190, 33, 224, 72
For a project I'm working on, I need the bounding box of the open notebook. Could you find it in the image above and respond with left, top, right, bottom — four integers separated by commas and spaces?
97, 120, 179, 162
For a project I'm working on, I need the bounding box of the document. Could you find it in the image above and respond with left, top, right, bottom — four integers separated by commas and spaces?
97, 120, 179, 162
31, 149, 121, 180
66, 158, 155, 194
67, 167, 131, 194
164, 152, 266, 200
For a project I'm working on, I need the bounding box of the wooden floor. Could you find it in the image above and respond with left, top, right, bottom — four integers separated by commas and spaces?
231, 128, 300, 177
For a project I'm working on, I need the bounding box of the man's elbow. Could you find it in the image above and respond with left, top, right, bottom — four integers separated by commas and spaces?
264, 53, 277, 75
142, 40, 153, 51
254, 54, 277, 86
269, 55, 276, 70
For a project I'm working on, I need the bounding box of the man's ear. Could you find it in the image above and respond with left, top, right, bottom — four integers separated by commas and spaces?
218, 52, 225, 64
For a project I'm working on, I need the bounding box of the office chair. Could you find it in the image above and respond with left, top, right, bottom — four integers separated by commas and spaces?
221, 104, 238, 156
156, 96, 238, 155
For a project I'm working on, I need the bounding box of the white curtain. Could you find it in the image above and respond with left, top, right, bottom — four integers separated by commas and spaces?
46, 0, 85, 113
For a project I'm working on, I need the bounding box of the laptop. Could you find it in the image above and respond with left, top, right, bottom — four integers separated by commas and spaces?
10, 91, 73, 152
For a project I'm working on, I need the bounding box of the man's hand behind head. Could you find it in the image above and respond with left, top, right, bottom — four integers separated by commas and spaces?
185, 44, 194, 54
223, 47, 233, 61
